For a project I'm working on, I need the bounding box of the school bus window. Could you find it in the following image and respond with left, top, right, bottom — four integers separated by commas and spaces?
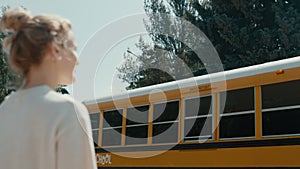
103, 109, 123, 128
102, 109, 123, 146
185, 96, 212, 117
152, 101, 179, 144
219, 88, 255, 139
262, 80, 300, 136
221, 87, 254, 113
263, 108, 300, 136
153, 101, 179, 123
125, 105, 149, 145
126, 105, 149, 125
152, 122, 178, 144
220, 114, 255, 139
102, 128, 122, 146
89, 112, 100, 143
262, 80, 300, 109
184, 96, 213, 142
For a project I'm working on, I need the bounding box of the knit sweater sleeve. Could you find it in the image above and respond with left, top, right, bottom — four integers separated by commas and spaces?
55, 101, 97, 169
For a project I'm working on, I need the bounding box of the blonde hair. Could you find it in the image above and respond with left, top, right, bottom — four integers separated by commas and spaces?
0, 8, 72, 75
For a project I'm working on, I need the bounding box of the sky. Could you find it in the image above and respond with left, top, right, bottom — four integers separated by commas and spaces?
2, 0, 147, 102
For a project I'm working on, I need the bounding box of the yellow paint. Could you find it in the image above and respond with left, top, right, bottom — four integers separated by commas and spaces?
98, 145, 300, 167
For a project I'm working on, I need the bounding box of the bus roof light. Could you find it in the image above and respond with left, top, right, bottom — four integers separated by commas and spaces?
276, 69, 284, 74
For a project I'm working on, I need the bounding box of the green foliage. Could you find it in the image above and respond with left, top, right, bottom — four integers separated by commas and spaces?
145, 0, 300, 69
119, 0, 300, 89
55, 85, 70, 95
0, 6, 23, 103
200, 0, 300, 69
0, 6, 10, 103
117, 38, 176, 90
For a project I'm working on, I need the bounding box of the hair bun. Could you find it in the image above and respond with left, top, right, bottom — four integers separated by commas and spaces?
0, 8, 32, 33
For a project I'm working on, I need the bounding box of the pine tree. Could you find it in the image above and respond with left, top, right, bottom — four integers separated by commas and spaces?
118, 0, 300, 89
145, 0, 300, 70
0, 6, 11, 103
201, 0, 300, 69
117, 37, 176, 89
0, 6, 24, 103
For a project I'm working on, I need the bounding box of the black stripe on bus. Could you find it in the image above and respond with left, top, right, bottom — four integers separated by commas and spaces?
95, 137, 300, 153
98, 167, 299, 169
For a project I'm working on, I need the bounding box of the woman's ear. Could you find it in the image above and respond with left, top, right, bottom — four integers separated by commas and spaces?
47, 42, 61, 62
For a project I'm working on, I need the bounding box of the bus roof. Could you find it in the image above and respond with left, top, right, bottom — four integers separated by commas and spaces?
84, 56, 300, 105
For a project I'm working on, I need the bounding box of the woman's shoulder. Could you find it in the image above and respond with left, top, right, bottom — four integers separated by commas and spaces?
44, 89, 91, 128
1, 85, 89, 116
0, 85, 91, 129
45, 90, 88, 115
17, 85, 89, 117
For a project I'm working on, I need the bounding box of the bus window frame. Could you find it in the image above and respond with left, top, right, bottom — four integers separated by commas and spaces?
182, 94, 214, 143
125, 104, 150, 145
262, 105, 300, 138
219, 87, 256, 140
152, 99, 180, 144
261, 80, 300, 138
90, 111, 100, 144
101, 108, 124, 147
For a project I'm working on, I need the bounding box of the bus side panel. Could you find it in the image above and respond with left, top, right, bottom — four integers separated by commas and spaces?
97, 145, 300, 168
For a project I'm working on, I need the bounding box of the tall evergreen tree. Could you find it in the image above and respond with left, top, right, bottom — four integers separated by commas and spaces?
145, 0, 300, 69
0, 6, 11, 103
118, 0, 300, 89
117, 37, 176, 89
201, 0, 300, 69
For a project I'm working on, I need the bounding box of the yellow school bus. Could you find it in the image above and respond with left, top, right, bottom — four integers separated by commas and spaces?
85, 56, 300, 168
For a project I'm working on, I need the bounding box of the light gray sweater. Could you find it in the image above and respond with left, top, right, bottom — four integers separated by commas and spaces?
0, 85, 97, 169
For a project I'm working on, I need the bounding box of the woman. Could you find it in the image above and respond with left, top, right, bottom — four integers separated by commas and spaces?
0, 8, 97, 169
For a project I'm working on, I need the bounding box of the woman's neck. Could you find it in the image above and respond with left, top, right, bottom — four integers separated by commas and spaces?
22, 66, 57, 90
